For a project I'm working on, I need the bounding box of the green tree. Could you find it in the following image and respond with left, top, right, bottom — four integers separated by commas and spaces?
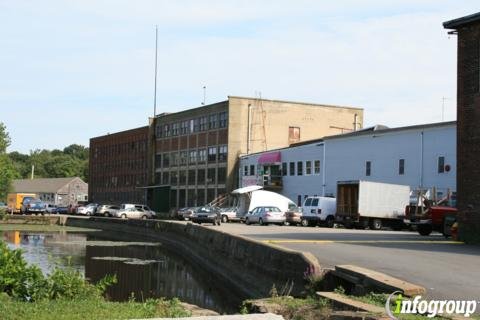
0, 122, 17, 200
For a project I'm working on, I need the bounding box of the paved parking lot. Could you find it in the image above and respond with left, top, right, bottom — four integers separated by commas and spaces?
194, 222, 480, 301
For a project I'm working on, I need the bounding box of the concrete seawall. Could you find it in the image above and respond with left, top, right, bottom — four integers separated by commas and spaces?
66, 217, 322, 299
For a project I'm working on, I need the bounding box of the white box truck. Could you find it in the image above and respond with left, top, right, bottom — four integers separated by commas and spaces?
335, 180, 410, 230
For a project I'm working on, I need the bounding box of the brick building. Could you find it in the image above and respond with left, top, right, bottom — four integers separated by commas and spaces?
444, 13, 480, 242
150, 96, 363, 209
89, 126, 148, 205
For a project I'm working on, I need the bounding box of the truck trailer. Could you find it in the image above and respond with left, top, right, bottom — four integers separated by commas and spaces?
335, 180, 410, 230
7, 192, 37, 213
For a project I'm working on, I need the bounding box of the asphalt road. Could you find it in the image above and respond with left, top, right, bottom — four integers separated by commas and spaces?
196, 222, 480, 301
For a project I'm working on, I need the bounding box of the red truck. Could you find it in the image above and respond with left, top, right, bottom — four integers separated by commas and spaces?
404, 204, 457, 236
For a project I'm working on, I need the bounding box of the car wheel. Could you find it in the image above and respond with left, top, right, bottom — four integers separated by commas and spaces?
326, 216, 335, 228
245, 218, 250, 225
121, 214, 127, 219
221, 215, 228, 223
217, 219, 221, 226
370, 218, 382, 230
259, 218, 264, 226
104, 212, 109, 217
141, 215, 147, 220
418, 224, 433, 236
300, 218, 309, 227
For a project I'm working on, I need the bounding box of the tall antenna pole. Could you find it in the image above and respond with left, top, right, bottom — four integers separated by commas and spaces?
202, 86, 206, 105
153, 25, 158, 117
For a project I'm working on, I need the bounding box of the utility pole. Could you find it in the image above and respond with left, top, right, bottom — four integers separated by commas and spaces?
202, 86, 206, 105
153, 25, 158, 117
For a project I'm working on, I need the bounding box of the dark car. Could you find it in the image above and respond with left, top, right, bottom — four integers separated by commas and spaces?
20, 198, 46, 215
55, 206, 69, 214
191, 206, 221, 226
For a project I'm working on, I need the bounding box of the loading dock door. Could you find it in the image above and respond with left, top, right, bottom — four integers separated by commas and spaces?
145, 186, 171, 213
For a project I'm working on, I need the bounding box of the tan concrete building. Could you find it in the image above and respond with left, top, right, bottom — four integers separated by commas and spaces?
150, 96, 363, 209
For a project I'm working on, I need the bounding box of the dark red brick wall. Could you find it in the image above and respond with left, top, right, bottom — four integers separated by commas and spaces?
89, 126, 148, 205
456, 22, 480, 243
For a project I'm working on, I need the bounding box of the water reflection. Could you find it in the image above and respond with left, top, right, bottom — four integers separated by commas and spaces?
2, 230, 86, 275
1, 230, 240, 313
85, 243, 239, 313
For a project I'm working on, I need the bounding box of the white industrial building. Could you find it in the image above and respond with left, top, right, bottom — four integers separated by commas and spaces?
239, 121, 456, 206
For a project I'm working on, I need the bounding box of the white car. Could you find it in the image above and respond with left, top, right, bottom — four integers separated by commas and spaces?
76, 203, 98, 216
113, 207, 153, 220
45, 204, 58, 214
244, 206, 286, 226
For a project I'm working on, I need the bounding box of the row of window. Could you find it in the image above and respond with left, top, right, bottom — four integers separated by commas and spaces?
244, 160, 321, 177
155, 167, 227, 186
244, 156, 449, 178
93, 141, 147, 159
156, 145, 228, 168
156, 112, 228, 138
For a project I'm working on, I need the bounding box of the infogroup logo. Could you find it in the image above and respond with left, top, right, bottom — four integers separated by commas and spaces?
385, 291, 478, 319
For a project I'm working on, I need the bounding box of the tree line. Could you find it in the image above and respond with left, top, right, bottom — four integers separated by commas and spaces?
0, 122, 89, 200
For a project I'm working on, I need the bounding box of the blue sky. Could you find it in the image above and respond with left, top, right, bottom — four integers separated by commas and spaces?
0, 1, 478, 153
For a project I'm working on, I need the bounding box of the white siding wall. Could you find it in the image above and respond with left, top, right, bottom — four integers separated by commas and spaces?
239, 123, 456, 204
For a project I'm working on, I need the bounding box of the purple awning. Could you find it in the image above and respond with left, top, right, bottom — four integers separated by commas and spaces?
258, 152, 281, 164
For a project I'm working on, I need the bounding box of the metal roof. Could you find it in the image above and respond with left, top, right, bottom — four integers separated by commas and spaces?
443, 12, 480, 29
12, 177, 84, 193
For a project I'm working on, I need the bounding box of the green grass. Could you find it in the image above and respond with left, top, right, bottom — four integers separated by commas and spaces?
0, 294, 190, 320
0, 223, 97, 232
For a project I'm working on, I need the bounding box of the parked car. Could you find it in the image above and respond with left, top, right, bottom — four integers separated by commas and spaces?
219, 207, 239, 223
45, 203, 58, 214
113, 207, 153, 220
301, 196, 336, 227
191, 206, 221, 225
76, 203, 98, 216
55, 206, 69, 214
96, 204, 120, 217
285, 207, 303, 226
244, 206, 286, 226
176, 207, 197, 220
121, 204, 156, 218
20, 198, 46, 215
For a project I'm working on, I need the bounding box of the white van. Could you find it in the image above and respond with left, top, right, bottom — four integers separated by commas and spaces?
301, 196, 336, 227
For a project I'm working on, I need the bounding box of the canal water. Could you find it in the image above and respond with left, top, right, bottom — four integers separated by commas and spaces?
1, 230, 241, 313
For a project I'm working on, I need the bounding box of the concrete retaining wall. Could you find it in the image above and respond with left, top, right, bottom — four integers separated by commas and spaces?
65, 217, 321, 299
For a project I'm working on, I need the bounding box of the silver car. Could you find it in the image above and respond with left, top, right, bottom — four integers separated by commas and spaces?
244, 206, 286, 226
96, 204, 120, 217
113, 207, 153, 220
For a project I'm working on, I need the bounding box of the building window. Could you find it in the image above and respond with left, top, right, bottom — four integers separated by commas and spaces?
218, 145, 227, 162
162, 153, 170, 167
193, 118, 200, 132
171, 171, 178, 185
156, 124, 162, 138
163, 124, 170, 137
180, 120, 189, 134
208, 147, 217, 162
438, 156, 445, 173
198, 149, 206, 163
289, 162, 295, 176
282, 162, 287, 176
250, 164, 255, 176
297, 161, 303, 176
155, 154, 162, 169
189, 150, 197, 164
179, 151, 188, 166
244, 165, 248, 176
218, 167, 226, 184
289, 127, 300, 144
399, 159, 405, 175
366, 161, 371, 176
207, 168, 216, 185
305, 161, 312, 175
314, 160, 320, 174
172, 122, 179, 136
219, 112, 227, 128
179, 170, 186, 185
188, 169, 196, 185
171, 152, 179, 166
197, 169, 205, 184
162, 171, 170, 185
199, 116, 208, 131
209, 114, 217, 129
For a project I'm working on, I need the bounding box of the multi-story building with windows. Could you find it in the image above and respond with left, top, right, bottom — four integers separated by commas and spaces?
150, 96, 363, 209
89, 126, 149, 205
